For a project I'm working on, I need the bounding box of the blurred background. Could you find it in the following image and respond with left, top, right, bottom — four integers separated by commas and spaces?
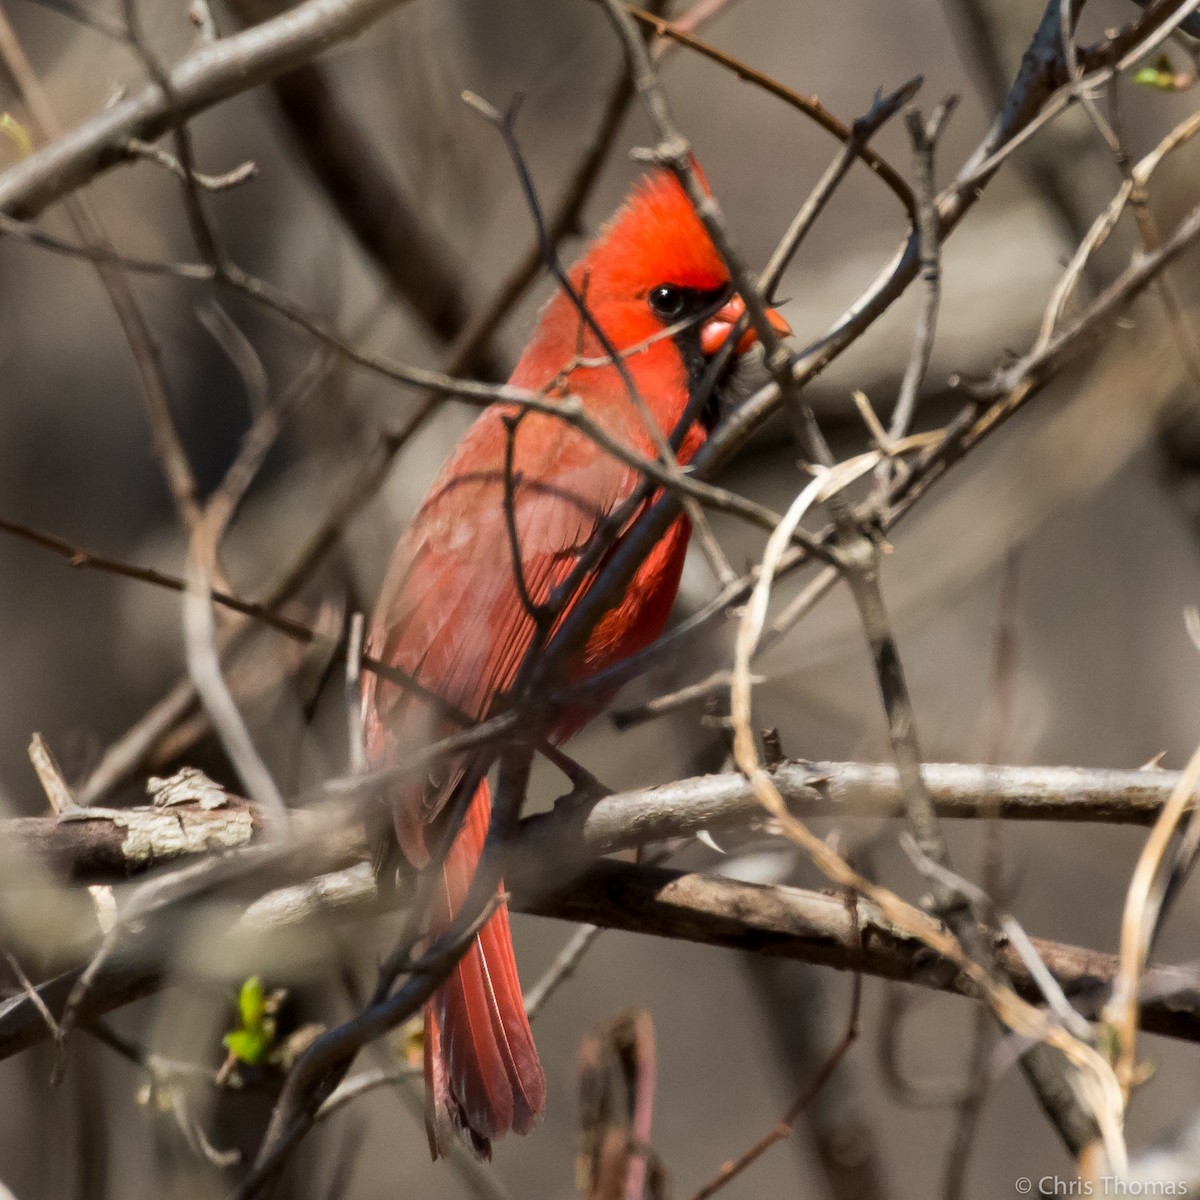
1, 0, 1200, 1196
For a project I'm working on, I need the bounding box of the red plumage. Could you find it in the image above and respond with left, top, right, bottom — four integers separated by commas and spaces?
362, 169, 789, 1158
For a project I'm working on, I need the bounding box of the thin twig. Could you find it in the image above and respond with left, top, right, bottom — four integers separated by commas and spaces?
758, 78, 924, 300
4, 952, 60, 1048
523, 924, 604, 1021
688, 919, 863, 1200
886, 98, 958, 446
122, 138, 257, 190
182, 500, 288, 826
0, 0, 414, 220
0, 511, 473, 724
0, 13, 207, 539
314, 1064, 420, 1122
1104, 736, 1200, 1096
624, 3, 917, 218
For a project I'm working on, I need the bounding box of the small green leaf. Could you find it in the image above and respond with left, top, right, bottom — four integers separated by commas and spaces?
223, 975, 278, 1065
237, 975, 267, 1029
1133, 55, 1182, 91
223, 1028, 272, 1066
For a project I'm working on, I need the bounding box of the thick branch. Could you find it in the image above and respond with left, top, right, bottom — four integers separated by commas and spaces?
6, 761, 1195, 883
514, 863, 1200, 1046
519, 760, 1195, 853
2, 861, 1198, 1063
0, 0, 410, 220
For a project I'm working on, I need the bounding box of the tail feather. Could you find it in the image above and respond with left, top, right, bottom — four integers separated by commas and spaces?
424, 781, 546, 1159
474, 897, 544, 1131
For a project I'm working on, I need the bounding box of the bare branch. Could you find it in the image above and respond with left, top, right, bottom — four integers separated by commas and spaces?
689, 928, 862, 1200
7, 759, 1200, 887
886, 98, 958, 445
0, 13, 207, 539
522, 923, 604, 1022
624, 3, 917, 218
222, 0, 504, 377
2, 859, 1199, 1074
0, 0, 413, 221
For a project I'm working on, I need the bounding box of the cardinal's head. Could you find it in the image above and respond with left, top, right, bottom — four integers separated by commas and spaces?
511, 168, 791, 436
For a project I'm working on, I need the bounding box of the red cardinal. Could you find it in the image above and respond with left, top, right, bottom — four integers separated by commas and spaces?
362, 169, 790, 1158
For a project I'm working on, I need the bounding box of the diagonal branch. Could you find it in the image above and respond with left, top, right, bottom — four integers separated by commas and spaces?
0, 0, 412, 220
221, 0, 505, 378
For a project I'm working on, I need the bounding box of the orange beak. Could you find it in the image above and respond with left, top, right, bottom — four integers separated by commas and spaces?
699, 296, 792, 358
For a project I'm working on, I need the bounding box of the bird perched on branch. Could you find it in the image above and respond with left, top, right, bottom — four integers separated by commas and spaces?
362, 167, 790, 1159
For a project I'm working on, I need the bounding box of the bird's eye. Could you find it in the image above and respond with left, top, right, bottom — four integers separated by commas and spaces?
648, 284, 687, 320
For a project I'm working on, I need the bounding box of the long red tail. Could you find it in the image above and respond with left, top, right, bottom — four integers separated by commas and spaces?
423, 781, 546, 1159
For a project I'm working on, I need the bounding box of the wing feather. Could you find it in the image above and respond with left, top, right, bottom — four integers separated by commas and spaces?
362, 405, 636, 863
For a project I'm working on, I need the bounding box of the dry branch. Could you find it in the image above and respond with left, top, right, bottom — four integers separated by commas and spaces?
0, 0, 411, 220
222, 0, 502, 377
2, 860, 1198, 1067
6, 760, 1195, 884
0, 13, 209, 545
516, 864, 1200, 1047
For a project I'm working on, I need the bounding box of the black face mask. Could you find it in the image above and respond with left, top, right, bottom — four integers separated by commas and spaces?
648, 283, 734, 431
